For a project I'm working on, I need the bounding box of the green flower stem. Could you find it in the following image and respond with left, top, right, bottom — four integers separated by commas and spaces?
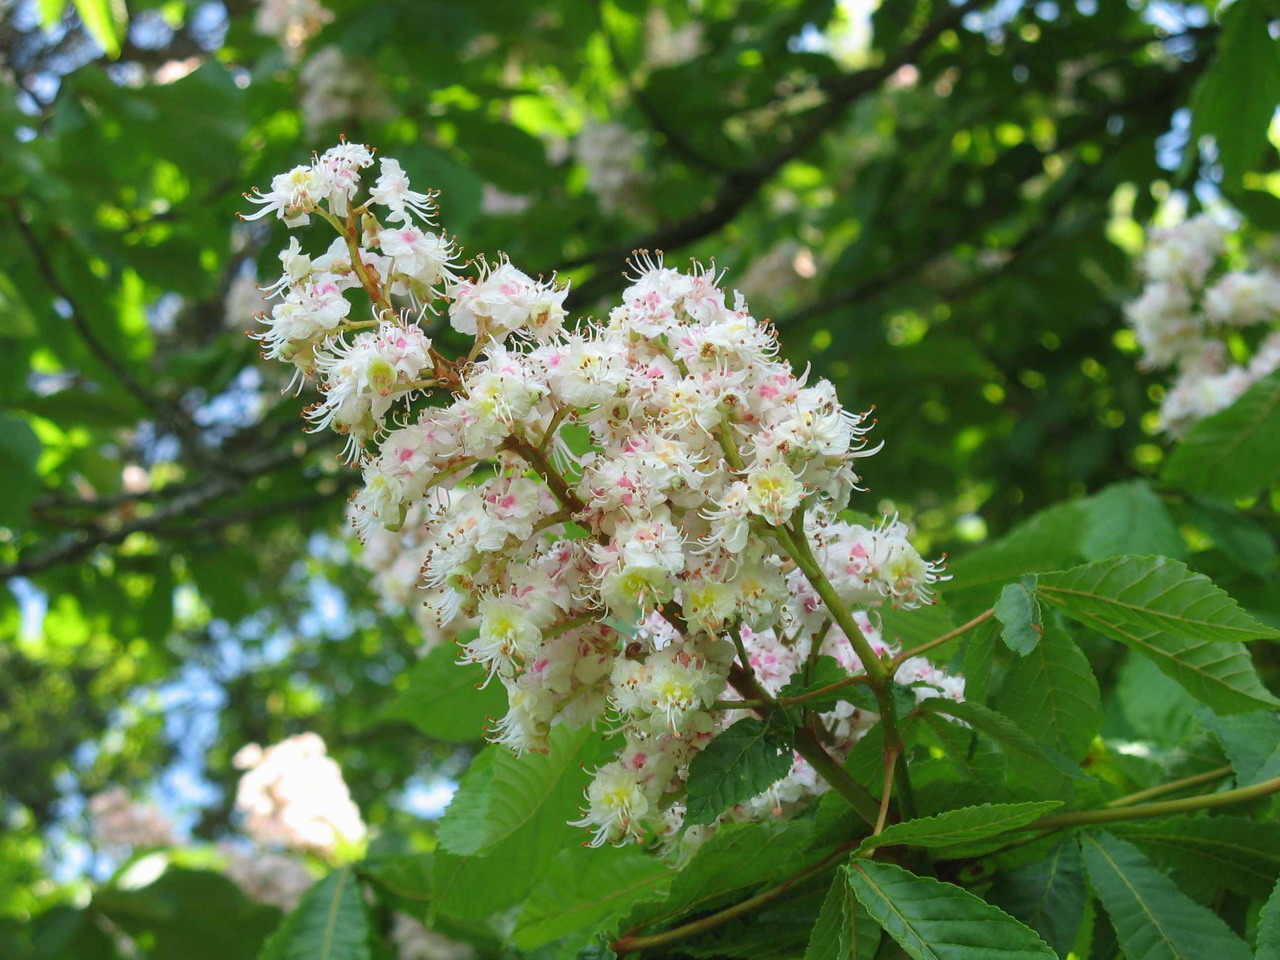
1016, 774, 1280, 833
1105, 764, 1233, 808
727, 667, 880, 827
611, 837, 861, 955
774, 515, 919, 820
890, 607, 995, 671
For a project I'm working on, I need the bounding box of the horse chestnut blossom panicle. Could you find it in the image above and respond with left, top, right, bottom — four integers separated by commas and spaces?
87, 786, 177, 850
233, 733, 366, 857
243, 141, 956, 849
1126, 215, 1280, 435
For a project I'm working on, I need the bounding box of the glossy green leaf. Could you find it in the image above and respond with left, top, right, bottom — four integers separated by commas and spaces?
513, 845, 672, 953
996, 624, 1102, 763
914, 698, 1084, 779
624, 821, 812, 931
1037, 556, 1279, 713
847, 859, 1056, 959
380, 644, 506, 743
72, 0, 124, 58
1258, 877, 1280, 959
1189, 0, 1280, 182
805, 865, 881, 960
432, 726, 609, 921
857, 802, 1062, 856
1197, 710, 1280, 786
1080, 832, 1251, 960
684, 716, 794, 826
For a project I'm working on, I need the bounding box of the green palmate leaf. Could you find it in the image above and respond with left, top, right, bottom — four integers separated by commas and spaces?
513, 845, 673, 954
1189, 0, 1280, 183
1037, 556, 1280, 714
0, 414, 41, 529
989, 841, 1087, 958
434, 747, 499, 855
1196, 710, 1280, 787
432, 726, 609, 922
1258, 878, 1280, 959
1080, 833, 1252, 960
380, 644, 506, 743
1108, 817, 1280, 899
996, 625, 1102, 763
1080, 481, 1187, 562
805, 866, 881, 960
684, 717, 794, 826
625, 821, 812, 931
995, 575, 1043, 655
1037, 556, 1277, 644
914, 698, 1084, 780
856, 802, 1062, 857
259, 868, 368, 960
943, 502, 1086, 608
847, 859, 1056, 959
1164, 372, 1280, 498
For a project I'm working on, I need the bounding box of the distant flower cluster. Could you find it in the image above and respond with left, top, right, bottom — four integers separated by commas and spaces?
87, 785, 177, 850
243, 141, 955, 849
1126, 215, 1280, 435
233, 732, 366, 856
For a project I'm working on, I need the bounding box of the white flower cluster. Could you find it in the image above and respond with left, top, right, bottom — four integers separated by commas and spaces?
233, 732, 366, 857
87, 785, 177, 850
245, 142, 951, 849
1126, 215, 1280, 435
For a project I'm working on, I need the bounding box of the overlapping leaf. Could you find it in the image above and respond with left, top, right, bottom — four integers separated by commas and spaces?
1037, 557, 1279, 713
847, 859, 1056, 959
856, 802, 1061, 856
1080, 832, 1252, 960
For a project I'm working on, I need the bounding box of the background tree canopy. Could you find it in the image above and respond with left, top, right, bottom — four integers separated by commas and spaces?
3, 0, 1280, 957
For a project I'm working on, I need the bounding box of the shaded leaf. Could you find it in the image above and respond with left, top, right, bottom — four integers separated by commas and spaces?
1080, 481, 1187, 562
989, 841, 1086, 958
1109, 817, 1280, 899
997, 625, 1102, 763
805, 866, 881, 960
1079, 832, 1252, 960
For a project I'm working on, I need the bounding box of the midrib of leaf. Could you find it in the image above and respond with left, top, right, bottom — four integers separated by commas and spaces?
1028, 846, 1064, 926
1119, 830, 1278, 887
319, 868, 349, 960
861, 803, 1059, 853
1038, 578, 1255, 637
1083, 836, 1179, 958
482, 734, 587, 852
850, 863, 941, 960
690, 724, 773, 817
523, 870, 669, 934
1052, 605, 1263, 701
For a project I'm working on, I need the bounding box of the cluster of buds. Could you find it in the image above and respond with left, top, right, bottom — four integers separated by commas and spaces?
244, 142, 954, 848
1126, 215, 1280, 435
